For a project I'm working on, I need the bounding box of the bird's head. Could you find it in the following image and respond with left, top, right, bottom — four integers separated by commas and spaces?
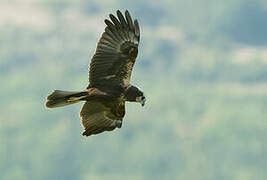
124, 86, 146, 107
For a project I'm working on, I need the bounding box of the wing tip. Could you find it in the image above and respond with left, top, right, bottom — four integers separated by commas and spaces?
104, 19, 112, 26
116, 9, 122, 16
134, 19, 140, 38
125, 10, 130, 16
125, 10, 134, 28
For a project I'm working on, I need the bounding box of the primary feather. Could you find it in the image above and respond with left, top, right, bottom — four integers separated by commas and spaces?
89, 10, 140, 87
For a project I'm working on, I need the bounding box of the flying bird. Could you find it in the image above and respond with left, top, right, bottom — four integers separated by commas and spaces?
46, 10, 145, 136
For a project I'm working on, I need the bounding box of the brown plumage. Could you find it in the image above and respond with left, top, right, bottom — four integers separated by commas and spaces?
45, 10, 146, 136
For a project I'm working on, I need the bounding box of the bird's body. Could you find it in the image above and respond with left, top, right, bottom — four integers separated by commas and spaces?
46, 10, 145, 136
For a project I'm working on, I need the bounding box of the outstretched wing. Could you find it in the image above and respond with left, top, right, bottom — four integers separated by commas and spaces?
89, 10, 140, 87
80, 100, 125, 136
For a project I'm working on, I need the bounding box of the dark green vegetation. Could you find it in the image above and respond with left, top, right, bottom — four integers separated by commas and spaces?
1, 0, 266, 179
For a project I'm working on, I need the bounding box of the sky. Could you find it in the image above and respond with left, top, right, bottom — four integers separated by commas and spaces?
0, 0, 266, 180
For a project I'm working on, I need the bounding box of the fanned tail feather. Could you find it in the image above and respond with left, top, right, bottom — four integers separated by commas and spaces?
46, 90, 88, 108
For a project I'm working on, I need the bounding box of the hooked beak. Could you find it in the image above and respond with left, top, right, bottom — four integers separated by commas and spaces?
136, 96, 146, 107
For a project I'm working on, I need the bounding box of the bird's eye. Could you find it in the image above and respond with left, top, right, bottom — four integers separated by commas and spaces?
141, 96, 145, 100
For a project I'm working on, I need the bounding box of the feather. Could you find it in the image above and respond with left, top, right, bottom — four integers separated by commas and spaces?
117, 10, 127, 28
125, 10, 134, 31
109, 14, 121, 28
134, 19, 140, 39
104, 28, 121, 43
104, 19, 122, 41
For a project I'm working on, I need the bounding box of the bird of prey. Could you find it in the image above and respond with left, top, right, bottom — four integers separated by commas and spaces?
46, 10, 145, 136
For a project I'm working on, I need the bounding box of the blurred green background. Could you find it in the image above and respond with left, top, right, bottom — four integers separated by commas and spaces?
1, 0, 266, 179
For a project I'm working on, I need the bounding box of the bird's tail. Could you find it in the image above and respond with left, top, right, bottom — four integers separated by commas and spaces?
46, 90, 88, 108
